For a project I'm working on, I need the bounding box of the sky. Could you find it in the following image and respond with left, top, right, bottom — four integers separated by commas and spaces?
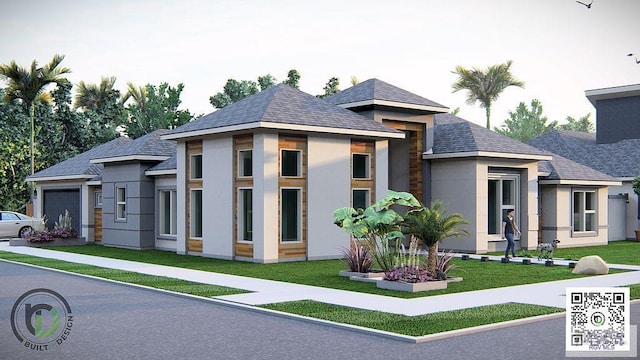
1, 0, 639, 129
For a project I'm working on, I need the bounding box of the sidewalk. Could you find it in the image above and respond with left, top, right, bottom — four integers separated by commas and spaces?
1, 242, 639, 317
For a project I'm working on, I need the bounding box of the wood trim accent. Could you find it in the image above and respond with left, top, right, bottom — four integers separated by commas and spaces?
186, 140, 203, 253
94, 208, 102, 243
234, 135, 254, 258
381, 120, 423, 201
351, 140, 375, 205
278, 135, 307, 259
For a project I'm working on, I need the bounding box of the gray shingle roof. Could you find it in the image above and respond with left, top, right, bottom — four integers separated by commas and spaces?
539, 152, 618, 182
166, 84, 402, 137
93, 129, 176, 162
528, 130, 640, 178
432, 114, 548, 156
147, 153, 177, 173
324, 78, 448, 110
28, 137, 131, 180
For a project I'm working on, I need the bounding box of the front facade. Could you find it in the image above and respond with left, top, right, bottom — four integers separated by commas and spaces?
28, 79, 623, 260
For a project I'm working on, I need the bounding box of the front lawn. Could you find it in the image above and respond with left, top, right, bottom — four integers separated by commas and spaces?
492, 240, 640, 265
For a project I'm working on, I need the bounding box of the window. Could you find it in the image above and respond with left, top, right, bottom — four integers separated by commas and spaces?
238, 150, 253, 177
238, 188, 253, 242
116, 187, 126, 221
281, 150, 301, 177
488, 175, 519, 236
190, 154, 202, 180
281, 188, 301, 242
160, 190, 177, 236
1, 212, 19, 221
190, 189, 202, 238
95, 192, 103, 207
352, 154, 370, 179
352, 189, 370, 210
573, 189, 596, 233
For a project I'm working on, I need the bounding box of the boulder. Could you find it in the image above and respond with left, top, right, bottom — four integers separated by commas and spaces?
572, 255, 609, 275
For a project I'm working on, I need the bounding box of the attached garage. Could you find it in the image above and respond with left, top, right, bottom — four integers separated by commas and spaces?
42, 189, 81, 232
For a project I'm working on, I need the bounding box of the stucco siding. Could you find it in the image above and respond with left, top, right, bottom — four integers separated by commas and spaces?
253, 132, 279, 263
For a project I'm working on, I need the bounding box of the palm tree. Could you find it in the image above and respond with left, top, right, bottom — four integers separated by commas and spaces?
74, 76, 117, 111
451, 60, 524, 129
0, 54, 71, 201
403, 200, 470, 275
121, 81, 147, 109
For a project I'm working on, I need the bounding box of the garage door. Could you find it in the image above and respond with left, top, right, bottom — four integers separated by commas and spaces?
43, 189, 80, 232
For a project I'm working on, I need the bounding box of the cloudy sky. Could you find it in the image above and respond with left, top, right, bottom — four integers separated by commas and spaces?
2, 0, 639, 128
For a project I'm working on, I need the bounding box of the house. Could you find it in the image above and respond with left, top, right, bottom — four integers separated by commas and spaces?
529, 83, 640, 241
27, 79, 622, 260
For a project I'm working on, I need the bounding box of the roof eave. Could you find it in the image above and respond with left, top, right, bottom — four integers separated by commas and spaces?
336, 99, 449, 113
585, 84, 640, 106
539, 179, 621, 186
26, 174, 95, 183
90, 155, 170, 164
423, 151, 552, 161
145, 169, 177, 176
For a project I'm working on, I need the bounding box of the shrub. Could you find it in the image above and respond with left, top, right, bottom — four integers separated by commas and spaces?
434, 250, 458, 280
340, 240, 373, 273
51, 210, 78, 238
384, 266, 434, 283
25, 230, 54, 243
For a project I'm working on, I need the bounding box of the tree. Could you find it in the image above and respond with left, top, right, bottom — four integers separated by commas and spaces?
495, 99, 558, 142
318, 77, 340, 98
350, 76, 360, 86
209, 79, 259, 109
74, 76, 124, 146
558, 113, 594, 133
403, 201, 469, 275
283, 69, 301, 89
451, 60, 524, 129
74, 76, 117, 111
0, 54, 71, 201
257, 74, 277, 91
122, 82, 195, 138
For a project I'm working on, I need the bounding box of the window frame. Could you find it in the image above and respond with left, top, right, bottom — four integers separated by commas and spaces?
159, 189, 177, 237
487, 173, 520, 239
352, 188, 370, 211
237, 149, 253, 178
116, 186, 127, 221
352, 153, 371, 180
280, 149, 302, 178
190, 154, 203, 180
572, 188, 597, 235
280, 187, 302, 243
237, 187, 253, 243
190, 188, 203, 239
95, 192, 103, 208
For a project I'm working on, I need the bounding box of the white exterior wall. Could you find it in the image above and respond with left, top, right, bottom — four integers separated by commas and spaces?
253, 132, 279, 263
176, 142, 187, 254
608, 182, 637, 240
375, 140, 389, 202
307, 136, 351, 260
202, 137, 234, 259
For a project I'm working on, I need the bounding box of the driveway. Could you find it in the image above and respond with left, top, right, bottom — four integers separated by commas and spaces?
0, 261, 637, 360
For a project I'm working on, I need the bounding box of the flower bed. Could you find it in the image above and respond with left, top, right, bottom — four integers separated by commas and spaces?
376, 276, 463, 292
10, 237, 86, 247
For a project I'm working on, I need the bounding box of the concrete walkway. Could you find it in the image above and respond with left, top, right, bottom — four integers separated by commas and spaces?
1, 242, 639, 317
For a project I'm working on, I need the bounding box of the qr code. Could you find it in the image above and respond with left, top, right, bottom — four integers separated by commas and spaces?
566, 287, 630, 353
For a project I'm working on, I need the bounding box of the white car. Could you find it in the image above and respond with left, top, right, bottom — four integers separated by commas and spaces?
0, 211, 36, 239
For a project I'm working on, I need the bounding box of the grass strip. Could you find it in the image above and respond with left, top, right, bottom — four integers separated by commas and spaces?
46, 244, 621, 298
0, 250, 247, 297
493, 240, 640, 265
261, 300, 564, 336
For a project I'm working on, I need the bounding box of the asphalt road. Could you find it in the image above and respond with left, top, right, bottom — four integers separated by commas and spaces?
0, 260, 637, 360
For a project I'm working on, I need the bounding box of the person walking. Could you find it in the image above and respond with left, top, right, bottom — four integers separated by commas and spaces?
502, 209, 521, 258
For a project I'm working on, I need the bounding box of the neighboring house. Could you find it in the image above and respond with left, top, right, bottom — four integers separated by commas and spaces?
27, 79, 622, 260
529, 83, 640, 241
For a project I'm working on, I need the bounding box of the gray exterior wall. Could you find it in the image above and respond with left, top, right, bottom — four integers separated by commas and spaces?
595, 95, 640, 144
101, 161, 156, 249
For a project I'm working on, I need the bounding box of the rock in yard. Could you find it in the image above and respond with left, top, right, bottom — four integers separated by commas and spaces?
572, 255, 609, 275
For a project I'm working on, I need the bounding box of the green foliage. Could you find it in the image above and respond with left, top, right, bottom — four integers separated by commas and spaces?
340, 240, 373, 273
450, 107, 461, 115
257, 74, 277, 91
122, 82, 195, 139
317, 77, 340, 98
495, 99, 558, 142
451, 60, 525, 129
558, 113, 594, 133
283, 69, 301, 89
209, 78, 260, 109
632, 175, 640, 196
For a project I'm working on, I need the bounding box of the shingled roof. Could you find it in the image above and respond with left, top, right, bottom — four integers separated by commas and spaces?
27, 137, 131, 182
528, 130, 640, 178
324, 78, 448, 112
538, 152, 619, 184
164, 84, 403, 140
429, 114, 549, 159
92, 129, 175, 164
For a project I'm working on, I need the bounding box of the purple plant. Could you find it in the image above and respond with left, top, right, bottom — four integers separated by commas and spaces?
340, 240, 373, 273
383, 265, 434, 283
434, 250, 458, 279
25, 230, 54, 243
50, 227, 78, 239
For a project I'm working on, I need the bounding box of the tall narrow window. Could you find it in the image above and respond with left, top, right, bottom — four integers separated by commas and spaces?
488, 175, 519, 236
281, 150, 301, 177
238, 150, 253, 177
190, 189, 202, 238
190, 154, 203, 180
239, 188, 253, 241
352, 189, 370, 210
116, 187, 126, 221
573, 190, 596, 233
95, 192, 103, 207
160, 190, 177, 236
352, 154, 370, 179
281, 188, 301, 242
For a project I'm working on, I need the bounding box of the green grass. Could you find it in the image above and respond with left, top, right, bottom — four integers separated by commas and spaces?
261, 300, 564, 336
45, 244, 619, 298
0, 251, 246, 297
494, 240, 640, 265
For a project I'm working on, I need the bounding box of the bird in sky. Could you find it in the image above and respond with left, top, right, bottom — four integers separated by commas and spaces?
627, 53, 640, 64
576, 0, 594, 8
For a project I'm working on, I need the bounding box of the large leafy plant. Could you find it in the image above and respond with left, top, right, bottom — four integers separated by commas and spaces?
333, 191, 421, 272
